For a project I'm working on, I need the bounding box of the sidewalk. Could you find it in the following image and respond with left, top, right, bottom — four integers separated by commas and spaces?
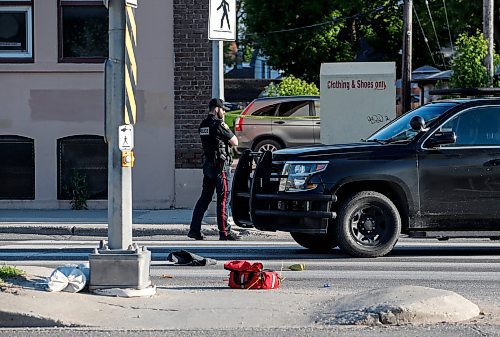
0, 209, 225, 237
0, 266, 485, 329
0, 209, 193, 224
0, 266, 321, 329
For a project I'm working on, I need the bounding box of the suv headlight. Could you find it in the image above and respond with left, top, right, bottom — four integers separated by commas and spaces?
279, 161, 328, 192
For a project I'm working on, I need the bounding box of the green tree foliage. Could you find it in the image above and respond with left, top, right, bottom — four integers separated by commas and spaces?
224, 0, 254, 68
449, 31, 491, 88
264, 76, 320, 97
242, 0, 492, 81
243, 0, 403, 83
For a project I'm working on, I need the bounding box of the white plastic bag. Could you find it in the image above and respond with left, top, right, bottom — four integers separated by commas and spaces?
47, 264, 89, 293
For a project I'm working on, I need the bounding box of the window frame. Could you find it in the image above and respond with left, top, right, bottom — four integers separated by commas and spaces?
313, 100, 320, 117
422, 105, 500, 150
57, 135, 108, 200
0, 0, 34, 63
252, 104, 278, 117
276, 101, 312, 118
57, 0, 108, 63
0, 135, 35, 200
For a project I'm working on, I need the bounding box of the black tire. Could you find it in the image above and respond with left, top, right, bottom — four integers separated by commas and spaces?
253, 139, 282, 153
336, 191, 401, 258
290, 232, 338, 252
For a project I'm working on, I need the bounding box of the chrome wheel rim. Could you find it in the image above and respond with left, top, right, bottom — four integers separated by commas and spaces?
258, 143, 278, 152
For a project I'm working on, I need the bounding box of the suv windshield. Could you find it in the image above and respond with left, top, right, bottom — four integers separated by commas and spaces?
367, 103, 457, 143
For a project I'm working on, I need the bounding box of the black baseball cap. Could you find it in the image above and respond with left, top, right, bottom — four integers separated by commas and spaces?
209, 98, 229, 111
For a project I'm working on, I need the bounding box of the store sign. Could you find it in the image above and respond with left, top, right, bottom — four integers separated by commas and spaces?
320, 62, 396, 145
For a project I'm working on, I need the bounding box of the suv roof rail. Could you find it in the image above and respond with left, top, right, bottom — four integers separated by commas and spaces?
256, 95, 319, 100
429, 88, 500, 97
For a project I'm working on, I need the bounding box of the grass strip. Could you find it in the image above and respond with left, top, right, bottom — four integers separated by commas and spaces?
0, 265, 25, 284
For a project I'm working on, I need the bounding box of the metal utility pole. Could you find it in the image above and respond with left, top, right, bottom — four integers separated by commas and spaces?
89, 0, 152, 293
208, 0, 236, 100
107, 0, 132, 251
483, 0, 494, 84
401, 0, 413, 114
212, 40, 225, 100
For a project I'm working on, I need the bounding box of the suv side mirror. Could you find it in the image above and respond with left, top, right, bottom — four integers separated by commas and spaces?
410, 116, 426, 131
425, 131, 457, 148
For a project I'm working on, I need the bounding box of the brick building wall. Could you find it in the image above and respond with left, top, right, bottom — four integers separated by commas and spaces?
173, 0, 212, 169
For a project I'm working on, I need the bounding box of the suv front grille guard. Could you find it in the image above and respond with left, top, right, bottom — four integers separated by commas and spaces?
231, 150, 337, 231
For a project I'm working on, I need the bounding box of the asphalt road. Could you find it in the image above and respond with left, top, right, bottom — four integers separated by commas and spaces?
1, 237, 500, 336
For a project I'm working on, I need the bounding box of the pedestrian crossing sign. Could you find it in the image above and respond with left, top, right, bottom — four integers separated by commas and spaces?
208, 0, 236, 41
119, 124, 134, 151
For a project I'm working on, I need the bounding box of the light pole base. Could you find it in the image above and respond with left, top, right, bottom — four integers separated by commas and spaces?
89, 244, 151, 291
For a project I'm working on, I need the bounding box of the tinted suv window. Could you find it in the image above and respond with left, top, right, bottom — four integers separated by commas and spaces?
439, 106, 500, 146
368, 103, 456, 142
252, 104, 278, 116
277, 101, 310, 117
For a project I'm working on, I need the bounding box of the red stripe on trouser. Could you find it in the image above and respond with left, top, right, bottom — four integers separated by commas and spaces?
221, 170, 228, 234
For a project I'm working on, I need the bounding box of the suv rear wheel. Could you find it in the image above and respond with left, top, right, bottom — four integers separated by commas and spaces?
336, 191, 401, 258
254, 139, 282, 153
290, 232, 338, 252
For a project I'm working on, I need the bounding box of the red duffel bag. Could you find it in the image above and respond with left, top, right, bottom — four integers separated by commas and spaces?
224, 260, 280, 289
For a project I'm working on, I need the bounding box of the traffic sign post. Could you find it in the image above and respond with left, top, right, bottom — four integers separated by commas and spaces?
206, 0, 236, 219
208, 0, 236, 99
89, 0, 152, 293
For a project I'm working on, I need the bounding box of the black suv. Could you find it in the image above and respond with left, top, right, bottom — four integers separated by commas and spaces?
232, 98, 500, 257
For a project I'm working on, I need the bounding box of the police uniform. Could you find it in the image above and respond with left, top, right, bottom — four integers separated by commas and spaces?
189, 112, 235, 239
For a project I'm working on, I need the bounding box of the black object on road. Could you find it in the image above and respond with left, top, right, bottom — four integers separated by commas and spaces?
167, 250, 217, 266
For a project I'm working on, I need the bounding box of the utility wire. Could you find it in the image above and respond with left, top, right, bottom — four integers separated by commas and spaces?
441, 0, 454, 53
424, 0, 447, 67
244, 4, 388, 37
413, 4, 437, 66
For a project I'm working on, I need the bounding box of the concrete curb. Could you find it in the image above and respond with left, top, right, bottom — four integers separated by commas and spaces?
0, 224, 190, 237
0, 311, 75, 328
0, 223, 260, 237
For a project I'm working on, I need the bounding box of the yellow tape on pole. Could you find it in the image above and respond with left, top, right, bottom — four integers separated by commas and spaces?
125, 6, 137, 125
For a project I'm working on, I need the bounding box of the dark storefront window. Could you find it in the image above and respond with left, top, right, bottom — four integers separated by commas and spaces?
0, 1, 33, 61
58, 135, 108, 200
59, 1, 108, 62
0, 136, 35, 199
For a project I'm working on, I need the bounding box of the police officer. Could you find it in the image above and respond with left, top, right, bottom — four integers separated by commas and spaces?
188, 98, 240, 241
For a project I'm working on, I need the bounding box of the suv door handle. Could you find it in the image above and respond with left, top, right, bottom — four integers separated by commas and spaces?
316, 122, 321, 125
485, 159, 500, 167
273, 121, 285, 124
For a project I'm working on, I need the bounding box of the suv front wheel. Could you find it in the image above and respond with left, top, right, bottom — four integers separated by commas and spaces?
254, 139, 282, 153
336, 191, 401, 258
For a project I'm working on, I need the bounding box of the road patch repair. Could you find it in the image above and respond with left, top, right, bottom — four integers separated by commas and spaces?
318, 285, 480, 325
